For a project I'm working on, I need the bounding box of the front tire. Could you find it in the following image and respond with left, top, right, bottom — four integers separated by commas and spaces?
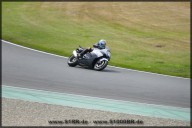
68, 55, 78, 67
94, 59, 108, 71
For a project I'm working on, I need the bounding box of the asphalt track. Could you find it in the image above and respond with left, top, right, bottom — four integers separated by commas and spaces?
2, 40, 190, 108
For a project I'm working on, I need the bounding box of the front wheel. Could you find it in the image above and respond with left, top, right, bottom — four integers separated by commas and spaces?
94, 59, 108, 71
67, 55, 78, 67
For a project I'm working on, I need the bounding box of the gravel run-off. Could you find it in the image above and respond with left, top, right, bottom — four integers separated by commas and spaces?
2, 98, 190, 126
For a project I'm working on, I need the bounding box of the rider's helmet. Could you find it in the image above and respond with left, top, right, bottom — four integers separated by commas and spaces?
98, 39, 107, 49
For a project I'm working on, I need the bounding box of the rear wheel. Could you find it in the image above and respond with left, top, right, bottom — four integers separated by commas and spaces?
94, 59, 108, 71
67, 55, 78, 67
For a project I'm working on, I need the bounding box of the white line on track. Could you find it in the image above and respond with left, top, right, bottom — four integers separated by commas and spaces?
2, 39, 189, 79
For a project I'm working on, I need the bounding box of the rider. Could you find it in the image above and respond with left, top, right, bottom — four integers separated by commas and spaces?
77, 39, 107, 58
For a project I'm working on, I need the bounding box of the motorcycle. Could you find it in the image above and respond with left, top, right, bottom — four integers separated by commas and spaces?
67, 46, 111, 71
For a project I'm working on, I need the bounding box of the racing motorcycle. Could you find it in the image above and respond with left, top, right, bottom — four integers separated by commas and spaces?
67, 46, 111, 71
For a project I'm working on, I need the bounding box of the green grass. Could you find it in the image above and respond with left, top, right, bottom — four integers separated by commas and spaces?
2, 2, 190, 78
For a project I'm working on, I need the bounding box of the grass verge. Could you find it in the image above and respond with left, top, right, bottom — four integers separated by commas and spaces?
2, 2, 190, 78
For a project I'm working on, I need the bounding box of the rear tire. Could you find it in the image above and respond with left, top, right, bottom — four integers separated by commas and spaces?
67, 55, 78, 67
94, 59, 108, 71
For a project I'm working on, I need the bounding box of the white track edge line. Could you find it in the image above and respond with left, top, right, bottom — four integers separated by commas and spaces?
2, 39, 190, 79
2, 40, 68, 59
2, 85, 190, 110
